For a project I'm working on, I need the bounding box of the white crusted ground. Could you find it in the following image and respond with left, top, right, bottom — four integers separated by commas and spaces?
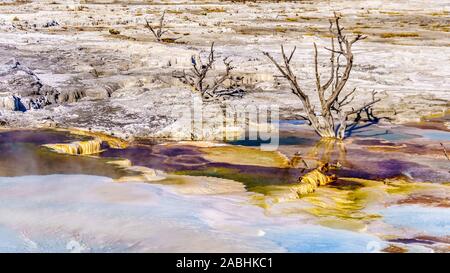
0, 0, 448, 138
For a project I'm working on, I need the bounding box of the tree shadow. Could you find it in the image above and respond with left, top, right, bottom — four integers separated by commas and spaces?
13, 96, 27, 112
344, 107, 392, 138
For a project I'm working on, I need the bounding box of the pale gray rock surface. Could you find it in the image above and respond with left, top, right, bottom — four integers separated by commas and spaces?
0, 0, 448, 138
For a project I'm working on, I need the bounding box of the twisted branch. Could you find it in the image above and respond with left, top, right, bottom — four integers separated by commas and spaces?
145, 10, 168, 42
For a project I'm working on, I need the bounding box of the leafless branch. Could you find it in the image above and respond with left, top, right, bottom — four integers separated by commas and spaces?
345, 91, 380, 115
173, 43, 242, 102
144, 10, 168, 42
339, 88, 356, 106
441, 143, 450, 161
263, 13, 380, 139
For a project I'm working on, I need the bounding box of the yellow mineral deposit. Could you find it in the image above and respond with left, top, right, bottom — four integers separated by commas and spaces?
306, 138, 347, 165
301, 177, 449, 226
57, 128, 129, 149
200, 145, 290, 168
420, 109, 450, 121
51, 128, 128, 149
293, 163, 337, 196
43, 138, 103, 155
172, 140, 223, 148
114, 166, 166, 182
289, 152, 309, 168
266, 163, 338, 204
104, 158, 167, 182
112, 163, 247, 196
106, 158, 133, 168
256, 175, 447, 232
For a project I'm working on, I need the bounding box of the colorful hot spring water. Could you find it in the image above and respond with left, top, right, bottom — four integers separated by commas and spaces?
0, 120, 448, 252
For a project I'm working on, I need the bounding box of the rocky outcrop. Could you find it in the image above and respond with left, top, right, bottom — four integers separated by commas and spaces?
0, 59, 85, 111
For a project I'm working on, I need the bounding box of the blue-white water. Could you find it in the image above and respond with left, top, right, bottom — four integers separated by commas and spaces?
0, 175, 385, 253
0, 125, 448, 253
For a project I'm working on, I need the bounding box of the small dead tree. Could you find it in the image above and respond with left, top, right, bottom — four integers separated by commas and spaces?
145, 10, 168, 42
441, 143, 450, 161
173, 42, 243, 102
263, 13, 381, 139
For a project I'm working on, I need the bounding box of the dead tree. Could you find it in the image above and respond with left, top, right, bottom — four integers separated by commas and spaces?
441, 143, 450, 161
263, 13, 381, 139
173, 42, 244, 101
145, 10, 168, 42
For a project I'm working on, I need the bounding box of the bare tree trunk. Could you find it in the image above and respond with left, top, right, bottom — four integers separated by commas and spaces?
263, 13, 381, 140
336, 113, 347, 139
